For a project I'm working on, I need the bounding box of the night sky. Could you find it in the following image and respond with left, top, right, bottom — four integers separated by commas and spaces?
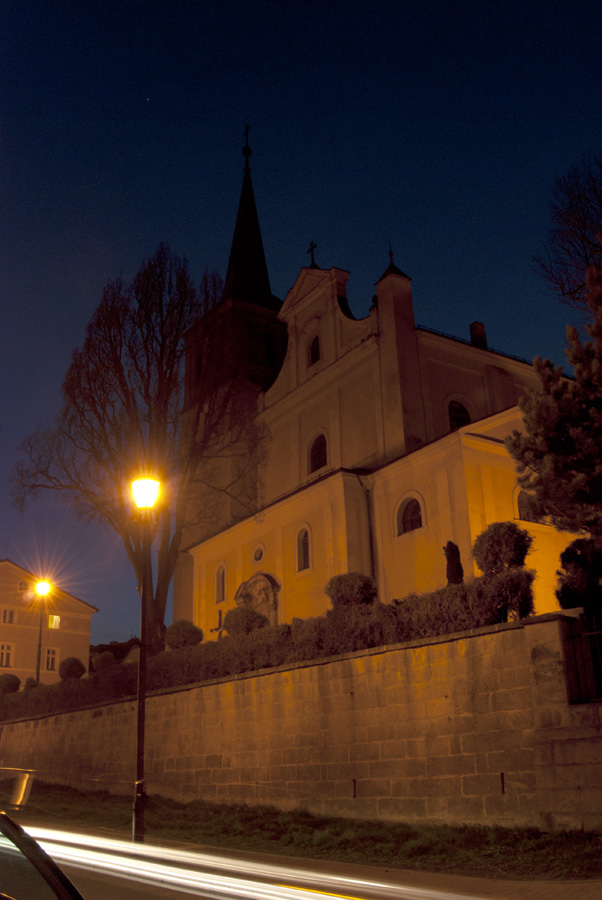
1, 0, 601, 644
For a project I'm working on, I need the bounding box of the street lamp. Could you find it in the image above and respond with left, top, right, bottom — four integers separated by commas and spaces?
34, 580, 51, 683
131, 475, 161, 843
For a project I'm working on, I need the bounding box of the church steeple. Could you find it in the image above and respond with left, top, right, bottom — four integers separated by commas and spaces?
222, 129, 280, 311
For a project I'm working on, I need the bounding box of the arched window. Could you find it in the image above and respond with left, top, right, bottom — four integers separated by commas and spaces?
449, 400, 471, 432
297, 528, 310, 571
517, 490, 541, 524
309, 434, 327, 473
216, 565, 226, 604
309, 335, 321, 366
396, 498, 423, 536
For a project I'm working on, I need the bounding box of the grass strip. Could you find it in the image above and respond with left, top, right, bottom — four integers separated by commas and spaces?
3, 781, 602, 881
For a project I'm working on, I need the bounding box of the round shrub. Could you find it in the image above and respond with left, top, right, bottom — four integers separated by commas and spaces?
165, 619, 204, 649
472, 522, 533, 576
23, 677, 39, 691
223, 605, 269, 637
0, 673, 21, 694
484, 568, 535, 622
324, 573, 377, 609
556, 538, 602, 612
58, 656, 86, 681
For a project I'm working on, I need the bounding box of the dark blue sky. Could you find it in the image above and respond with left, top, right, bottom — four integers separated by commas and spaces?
1, 0, 601, 643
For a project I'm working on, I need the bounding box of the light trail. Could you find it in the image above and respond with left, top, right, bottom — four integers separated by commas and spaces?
24, 825, 485, 900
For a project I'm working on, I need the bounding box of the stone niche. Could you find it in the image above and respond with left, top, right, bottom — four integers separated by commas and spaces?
233, 572, 280, 626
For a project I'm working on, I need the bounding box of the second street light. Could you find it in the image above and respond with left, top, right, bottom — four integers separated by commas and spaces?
130, 475, 161, 844
34, 580, 51, 684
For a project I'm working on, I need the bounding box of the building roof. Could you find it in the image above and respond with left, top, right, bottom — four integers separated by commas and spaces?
375, 246, 411, 283
0, 558, 98, 613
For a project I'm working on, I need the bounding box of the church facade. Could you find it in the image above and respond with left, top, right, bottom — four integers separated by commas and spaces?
173, 148, 573, 638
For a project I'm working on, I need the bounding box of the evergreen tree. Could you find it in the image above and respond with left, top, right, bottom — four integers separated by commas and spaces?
506, 240, 602, 542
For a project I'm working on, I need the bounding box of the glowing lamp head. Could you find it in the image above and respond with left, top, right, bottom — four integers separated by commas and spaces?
34, 580, 51, 598
131, 477, 161, 510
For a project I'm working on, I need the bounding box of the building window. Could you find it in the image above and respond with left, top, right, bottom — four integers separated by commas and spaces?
0, 644, 13, 668
216, 565, 226, 604
449, 400, 471, 432
48, 615, 60, 630
297, 528, 311, 572
309, 335, 320, 366
396, 498, 423, 535
309, 434, 327, 473
2, 610, 14, 625
253, 545, 264, 563
517, 490, 541, 524
18, 580, 28, 591
46, 648, 57, 671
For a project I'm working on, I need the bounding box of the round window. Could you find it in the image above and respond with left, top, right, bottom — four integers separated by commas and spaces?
253, 546, 264, 562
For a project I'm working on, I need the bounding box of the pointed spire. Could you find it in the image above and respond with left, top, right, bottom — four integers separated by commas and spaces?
376, 244, 410, 283
222, 128, 280, 311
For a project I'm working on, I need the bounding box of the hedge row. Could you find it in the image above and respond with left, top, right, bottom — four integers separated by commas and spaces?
0, 568, 533, 722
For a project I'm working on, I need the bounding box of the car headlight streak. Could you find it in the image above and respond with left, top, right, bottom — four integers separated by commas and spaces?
25, 826, 482, 900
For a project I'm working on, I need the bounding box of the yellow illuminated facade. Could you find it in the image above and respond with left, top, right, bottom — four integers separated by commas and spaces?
0, 560, 97, 685
173, 155, 575, 637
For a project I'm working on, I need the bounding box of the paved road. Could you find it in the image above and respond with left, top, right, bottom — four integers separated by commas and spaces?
14, 816, 602, 900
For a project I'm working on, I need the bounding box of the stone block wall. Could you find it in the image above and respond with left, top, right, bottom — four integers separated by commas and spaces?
1, 614, 601, 831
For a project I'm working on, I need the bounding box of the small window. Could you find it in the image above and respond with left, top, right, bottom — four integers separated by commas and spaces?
297, 529, 310, 572
0, 643, 13, 668
309, 434, 327, 473
48, 614, 60, 630
216, 565, 226, 604
253, 545, 264, 563
309, 335, 321, 366
396, 498, 423, 535
2, 610, 14, 625
517, 490, 541, 524
46, 648, 57, 671
18, 581, 28, 591
449, 400, 471, 432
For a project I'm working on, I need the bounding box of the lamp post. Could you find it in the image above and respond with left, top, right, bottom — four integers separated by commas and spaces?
34, 580, 51, 683
131, 476, 161, 844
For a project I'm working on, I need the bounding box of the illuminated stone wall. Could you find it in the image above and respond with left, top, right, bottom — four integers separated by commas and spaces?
1, 614, 601, 832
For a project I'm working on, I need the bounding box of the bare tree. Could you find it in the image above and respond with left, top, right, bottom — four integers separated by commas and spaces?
12, 245, 264, 653
534, 153, 602, 310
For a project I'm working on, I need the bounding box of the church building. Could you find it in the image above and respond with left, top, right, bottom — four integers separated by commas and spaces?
173, 143, 573, 638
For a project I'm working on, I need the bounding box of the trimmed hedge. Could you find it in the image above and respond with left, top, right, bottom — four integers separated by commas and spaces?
223, 606, 269, 637
0, 569, 534, 722
165, 620, 204, 649
0, 673, 21, 694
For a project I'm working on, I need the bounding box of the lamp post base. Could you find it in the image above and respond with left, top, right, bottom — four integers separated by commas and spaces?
132, 787, 146, 843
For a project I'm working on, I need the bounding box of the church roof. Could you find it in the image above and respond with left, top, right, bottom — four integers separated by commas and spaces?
222, 137, 281, 312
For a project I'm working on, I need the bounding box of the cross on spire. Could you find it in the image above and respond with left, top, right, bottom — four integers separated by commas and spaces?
307, 240, 318, 267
